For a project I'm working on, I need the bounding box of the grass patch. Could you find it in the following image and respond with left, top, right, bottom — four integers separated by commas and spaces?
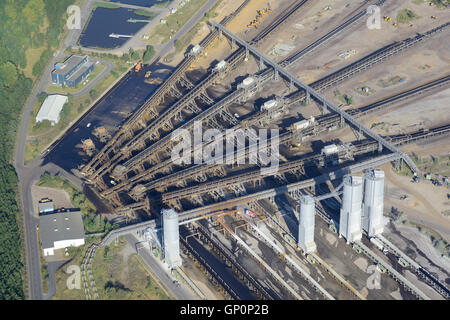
412, 154, 450, 176
174, 22, 203, 54
22, 47, 48, 79
333, 89, 353, 105
38, 233, 49, 294
37, 173, 116, 234
94, 2, 120, 9
154, 0, 170, 7
25, 53, 132, 164
396, 8, 419, 24
431, 0, 450, 8
47, 63, 107, 95
91, 240, 172, 299
37, 173, 96, 214
145, 0, 209, 45
51, 236, 102, 300
133, 9, 157, 19
392, 161, 414, 178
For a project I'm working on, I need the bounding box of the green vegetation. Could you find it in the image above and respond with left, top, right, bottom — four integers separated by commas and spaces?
47, 63, 107, 95
52, 236, 101, 300
396, 8, 419, 24
410, 153, 450, 176
334, 90, 353, 106
94, 2, 120, 9
145, 0, 209, 45
52, 238, 171, 300
378, 75, 406, 88
431, 0, 450, 8
92, 240, 171, 299
142, 45, 155, 62
37, 173, 116, 235
174, 22, 203, 54
133, 9, 156, 19
0, 0, 77, 300
154, 0, 170, 8
26, 50, 135, 164
39, 236, 49, 294
128, 48, 140, 61
392, 161, 414, 177
38, 173, 96, 214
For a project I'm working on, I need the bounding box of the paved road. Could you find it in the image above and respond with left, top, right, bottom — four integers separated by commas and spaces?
124, 234, 197, 300
14, 0, 219, 300
14, 0, 98, 300
149, 0, 220, 64
71, 60, 114, 98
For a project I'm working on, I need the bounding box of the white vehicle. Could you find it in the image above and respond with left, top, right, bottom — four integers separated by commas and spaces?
86, 123, 91, 128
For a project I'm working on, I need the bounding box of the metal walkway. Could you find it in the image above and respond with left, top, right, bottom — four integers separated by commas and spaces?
211, 22, 418, 173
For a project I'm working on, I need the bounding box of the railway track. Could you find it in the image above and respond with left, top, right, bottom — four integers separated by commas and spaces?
180, 229, 241, 300
86, 0, 312, 181
160, 124, 450, 204
106, 21, 449, 181
81, 0, 253, 176
86, 0, 393, 182
194, 221, 276, 300
101, 74, 450, 198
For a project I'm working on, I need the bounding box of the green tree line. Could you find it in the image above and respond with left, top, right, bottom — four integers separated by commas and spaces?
0, 0, 74, 299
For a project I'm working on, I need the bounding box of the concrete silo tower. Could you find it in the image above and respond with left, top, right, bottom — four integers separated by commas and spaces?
362, 169, 385, 237
339, 175, 363, 244
162, 208, 182, 269
298, 195, 317, 254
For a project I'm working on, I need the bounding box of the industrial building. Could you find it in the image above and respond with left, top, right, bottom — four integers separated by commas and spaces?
36, 94, 68, 125
162, 208, 182, 269
339, 176, 363, 244
51, 55, 94, 87
39, 210, 85, 256
298, 195, 317, 254
362, 169, 385, 237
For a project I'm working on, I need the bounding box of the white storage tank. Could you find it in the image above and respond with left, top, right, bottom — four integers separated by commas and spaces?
242, 76, 255, 87
362, 169, 385, 237
262, 99, 278, 111
298, 195, 317, 254
214, 60, 227, 71
191, 44, 201, 55
321, 144, 339, 155
162, 208, 182, 269
339, 175, 363, 243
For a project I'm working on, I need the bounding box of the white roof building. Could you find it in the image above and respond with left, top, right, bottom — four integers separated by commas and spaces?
40, 210, 85, 256
36, 94, 68, 125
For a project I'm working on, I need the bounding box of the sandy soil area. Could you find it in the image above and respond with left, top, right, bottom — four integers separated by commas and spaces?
381, 163, 450, 241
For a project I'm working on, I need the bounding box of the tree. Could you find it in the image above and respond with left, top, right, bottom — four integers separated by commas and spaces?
142, 45, 155, 62
0, 62, 18, 87
22, 0, 45, 27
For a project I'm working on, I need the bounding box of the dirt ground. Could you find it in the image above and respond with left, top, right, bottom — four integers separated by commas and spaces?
382, 163, 450, 241
31, 185, 72, 217
180, 251, 226, 300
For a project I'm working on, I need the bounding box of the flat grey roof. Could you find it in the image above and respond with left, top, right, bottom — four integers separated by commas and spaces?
66, 61, 94, 82
40, 211, 85, 249
53, 55, 86, 77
